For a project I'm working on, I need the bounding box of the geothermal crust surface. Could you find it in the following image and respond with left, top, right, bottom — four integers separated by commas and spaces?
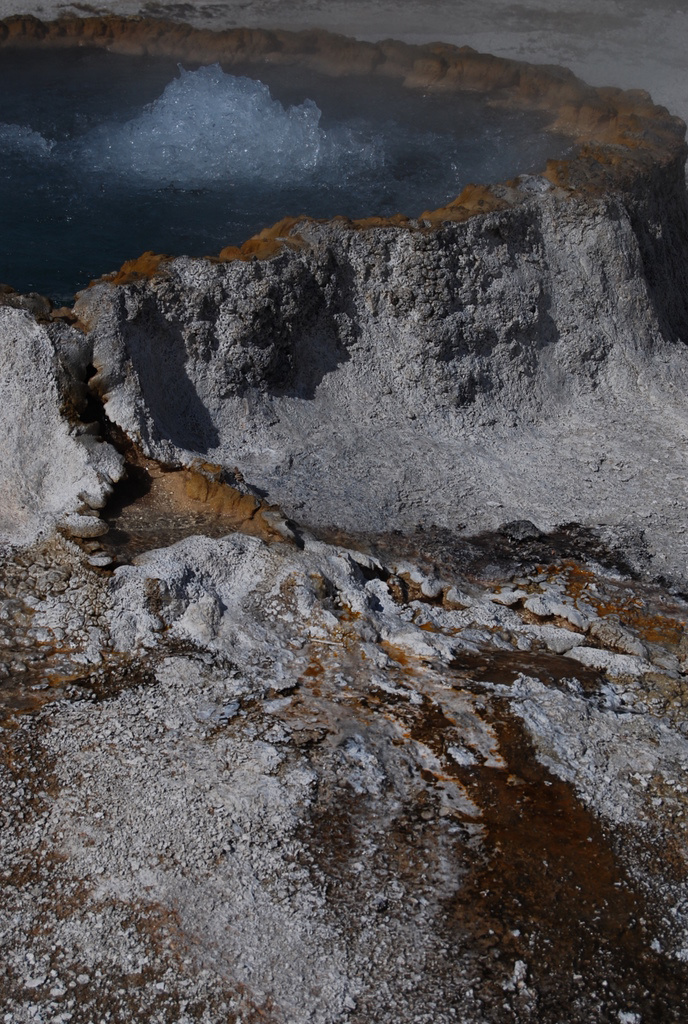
2, 15, 688, 1024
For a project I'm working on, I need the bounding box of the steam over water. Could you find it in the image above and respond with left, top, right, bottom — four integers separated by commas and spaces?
0, 49, 568, 302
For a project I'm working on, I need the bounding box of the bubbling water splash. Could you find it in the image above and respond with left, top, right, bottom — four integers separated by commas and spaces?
69, 65, 380, 187
1, 65, 385, 187
0, 122, 54, 158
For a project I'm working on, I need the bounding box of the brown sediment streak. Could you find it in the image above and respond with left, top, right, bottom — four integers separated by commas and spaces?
143, 461, 294, 545
179, 461, 292, 544
446, 707, 684, 1016
384, 674, 688, 1015
99, 443, 296, 560
2, 13, 685, 277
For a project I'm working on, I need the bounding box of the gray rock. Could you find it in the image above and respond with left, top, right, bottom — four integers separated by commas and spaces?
0, 308, 124, 546
61, 514, 109, 539
587, 618, 648, 658
87, 553, 115, 568
490, 588, 528, 607
527, 624, 586, 654
500, 520, 544, 542
564, 646, 652, 678
75, 176, 688, 587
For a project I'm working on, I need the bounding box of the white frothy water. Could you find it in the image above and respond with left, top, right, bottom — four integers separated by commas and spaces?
73, 64, 382, 186
0, 122, 54, 158
0, 62, 556, 194
0, 65, 385, 186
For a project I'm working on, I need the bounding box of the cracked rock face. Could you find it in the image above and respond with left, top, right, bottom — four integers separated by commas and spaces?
2, 14, 688, 1024
77, 175, 688, 584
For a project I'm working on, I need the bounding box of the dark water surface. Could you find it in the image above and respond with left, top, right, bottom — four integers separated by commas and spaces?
0, 48, 570, 303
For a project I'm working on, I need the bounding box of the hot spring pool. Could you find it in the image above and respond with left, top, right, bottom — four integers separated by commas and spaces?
0, 48, 571, 304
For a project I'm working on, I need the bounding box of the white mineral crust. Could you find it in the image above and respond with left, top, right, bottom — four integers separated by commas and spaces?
0, 308, 123, 546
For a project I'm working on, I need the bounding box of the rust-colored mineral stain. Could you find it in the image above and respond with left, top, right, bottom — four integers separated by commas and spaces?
479, 712, 688, 1015
269, 626, 688, 1016
0, 648, 155, 728
215, 214, 415, 265
444, 703, 687, 1020
450, 646, 601, 693
557, 561, 686, 648
418, 182, 512, 226
419, 621, 440, 633
356, 657, 688, 1019
0, 682, 47, 723
216, 217, 309, 263
381, 641, 411, 667
180, 468, 260, 521
99, 450, 292, 561
301, 658, 325, 683
102, 250, 169, 287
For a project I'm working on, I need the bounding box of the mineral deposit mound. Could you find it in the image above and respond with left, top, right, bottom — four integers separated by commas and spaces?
2, 14, 688, 1024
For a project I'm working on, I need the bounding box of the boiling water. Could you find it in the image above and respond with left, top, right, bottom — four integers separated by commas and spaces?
0, 49, 569, 303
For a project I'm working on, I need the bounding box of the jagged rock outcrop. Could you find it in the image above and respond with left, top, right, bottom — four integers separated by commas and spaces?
76, 171, 688, 583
